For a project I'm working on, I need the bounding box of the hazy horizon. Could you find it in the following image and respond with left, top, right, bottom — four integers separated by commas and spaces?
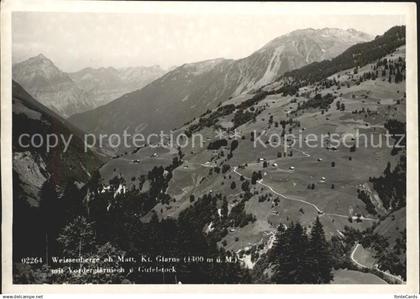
12, 11, 404, 72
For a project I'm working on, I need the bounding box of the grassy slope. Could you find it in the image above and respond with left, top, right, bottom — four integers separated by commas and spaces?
103, 45, 406, 251
95, 39, 406, 283
332, 269, 387, 284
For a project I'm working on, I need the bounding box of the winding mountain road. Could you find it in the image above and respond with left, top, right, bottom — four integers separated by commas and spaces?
199, 145, 378, 222
232, 166, 378, 222
234, 161, 398, 281
351, 243, 404, 284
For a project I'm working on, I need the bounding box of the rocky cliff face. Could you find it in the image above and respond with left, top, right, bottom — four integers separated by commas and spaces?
13, 54, 94, 117
13, 55, 167, 117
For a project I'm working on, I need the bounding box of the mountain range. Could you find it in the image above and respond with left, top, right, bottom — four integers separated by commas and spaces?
68, 65, 166, 109
66, 28, 372, 136
11, 25, 407, 284
12, 55, 166, 117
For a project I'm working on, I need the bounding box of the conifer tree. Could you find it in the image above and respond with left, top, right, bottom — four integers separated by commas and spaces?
272, 219, 333, 284
61, 180, 84, 223
221, 198, 228, 218
39, 179, 61, 263
307, 217, 333, 283
57, 216, 96, 257
272, 223, 311, 283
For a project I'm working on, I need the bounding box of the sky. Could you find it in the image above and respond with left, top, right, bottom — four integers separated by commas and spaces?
12, 8, 405, 72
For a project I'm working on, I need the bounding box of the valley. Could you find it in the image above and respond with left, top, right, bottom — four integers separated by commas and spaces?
11, 25, 407, 285
12, 55, 167, 117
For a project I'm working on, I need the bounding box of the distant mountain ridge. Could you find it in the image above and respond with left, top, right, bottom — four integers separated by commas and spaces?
68, 65, 166, 108
12, 54, 94, 118
12, 55, 167, 117
282, 26, 405, 83
68, 27, 372, 136
12, 54, 95, 117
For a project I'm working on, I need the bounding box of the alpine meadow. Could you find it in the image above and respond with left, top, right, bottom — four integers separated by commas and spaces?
8, 8, 411, 287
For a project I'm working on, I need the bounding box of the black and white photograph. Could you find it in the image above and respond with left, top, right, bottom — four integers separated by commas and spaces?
1, 0, 418, 294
